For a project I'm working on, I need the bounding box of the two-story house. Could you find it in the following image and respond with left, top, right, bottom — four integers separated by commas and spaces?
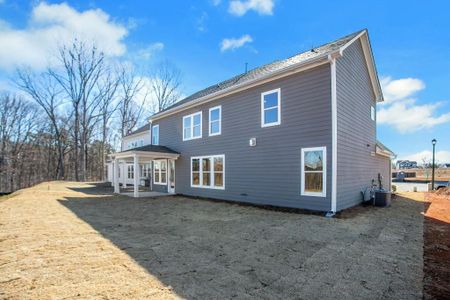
107, 29, 394, 214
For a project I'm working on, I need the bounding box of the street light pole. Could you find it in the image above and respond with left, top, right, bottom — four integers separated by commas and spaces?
431, 139, 437, 190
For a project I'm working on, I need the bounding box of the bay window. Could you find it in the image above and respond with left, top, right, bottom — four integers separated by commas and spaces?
154, 160, 167, 185
127, 165, 134, 179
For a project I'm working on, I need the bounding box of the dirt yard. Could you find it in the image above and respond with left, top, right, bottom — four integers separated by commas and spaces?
423, 189, 450, 299
0, 182, 439, 299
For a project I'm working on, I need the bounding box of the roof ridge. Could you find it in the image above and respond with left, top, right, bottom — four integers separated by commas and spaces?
155, 29, 366, 115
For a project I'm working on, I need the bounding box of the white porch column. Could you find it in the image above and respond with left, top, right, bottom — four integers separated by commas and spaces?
133, 154, 139, 197
150, 160, 153, 192
110, 162, 114, 187
113, 159, 120, 193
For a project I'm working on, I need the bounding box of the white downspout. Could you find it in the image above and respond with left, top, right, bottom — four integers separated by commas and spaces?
328, 53, 340, 215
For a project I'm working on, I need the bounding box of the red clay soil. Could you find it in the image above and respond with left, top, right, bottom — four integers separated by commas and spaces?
423, 189, 450, 299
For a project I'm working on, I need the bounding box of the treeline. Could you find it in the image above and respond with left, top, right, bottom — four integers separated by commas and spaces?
0, 41, 181, 193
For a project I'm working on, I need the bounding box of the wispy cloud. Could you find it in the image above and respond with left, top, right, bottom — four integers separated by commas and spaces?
196, 12, 209, 32
228, 0, 274, 16
398, 150, 450, 164
220, 34, 253, 52
210, 0, 222, 6
136, 42, 164, 60
378, 76, 450, 133
0, 2, 128, 70
380, 76, 425, 103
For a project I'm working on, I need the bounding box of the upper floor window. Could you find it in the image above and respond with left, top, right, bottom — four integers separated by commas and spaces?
209, 106, 221, 136
128, 141, 138, 149
139, 140, 144, 147
371, 106, 375, 121
152, 124, 159, 145
261, 88, 281, 127
183, 112, 202, 141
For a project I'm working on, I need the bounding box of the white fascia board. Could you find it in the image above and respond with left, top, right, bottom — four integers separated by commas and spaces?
339, 30, 384, 103
112, 151, 179, 160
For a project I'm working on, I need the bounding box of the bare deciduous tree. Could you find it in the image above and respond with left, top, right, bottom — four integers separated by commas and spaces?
150, 61, 182, 113
49, 41, 106, 181
117, 64, 147, 138
15, 70, 66, 179
0, 94, 39, 192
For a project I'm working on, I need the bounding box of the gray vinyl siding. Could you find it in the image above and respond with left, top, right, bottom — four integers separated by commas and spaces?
336, 39, 391, 211
154, 64, 332, 211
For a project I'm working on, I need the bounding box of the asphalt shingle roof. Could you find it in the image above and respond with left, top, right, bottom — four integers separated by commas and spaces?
124, 123, 150, 137
158, 30, 363, 114
121, 144, 179, 154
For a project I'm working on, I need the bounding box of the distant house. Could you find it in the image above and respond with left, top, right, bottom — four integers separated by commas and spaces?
396, 160, 418, 169
107, 29, 394, 214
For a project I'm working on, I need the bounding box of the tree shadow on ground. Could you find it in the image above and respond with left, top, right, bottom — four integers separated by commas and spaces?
67, 182, 113, 195
57, 190, 426, 299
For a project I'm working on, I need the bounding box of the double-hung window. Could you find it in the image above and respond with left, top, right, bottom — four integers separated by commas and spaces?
301, 147, 326, 197
183, 112, 202, 141
209, 106, 221, 136
261, 88, 281, 127
191, 155, 224, 189
127, 165, 134, 179
140, 163, 151, 178
152, 124, 159, 145
154, 160, 167, 185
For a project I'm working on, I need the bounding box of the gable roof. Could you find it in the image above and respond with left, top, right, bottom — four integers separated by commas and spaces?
376, 140, 396, 158
124, 124, 150, 138
150, 29, 382, 121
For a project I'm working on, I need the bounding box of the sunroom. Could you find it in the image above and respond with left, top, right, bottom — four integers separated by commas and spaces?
108, 145, 180, 197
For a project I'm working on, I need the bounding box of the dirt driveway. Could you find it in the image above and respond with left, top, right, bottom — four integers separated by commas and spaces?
0, 182, 425, 299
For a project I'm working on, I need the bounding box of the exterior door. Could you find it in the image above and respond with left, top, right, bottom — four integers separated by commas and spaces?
168, 160, 175, 194
126, 164, 134, 185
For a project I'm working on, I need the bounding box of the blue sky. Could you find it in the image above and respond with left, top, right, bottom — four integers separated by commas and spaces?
0, 0, 449, 163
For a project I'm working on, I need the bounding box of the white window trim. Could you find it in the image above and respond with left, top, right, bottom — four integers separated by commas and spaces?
301, 146, 327, 197
183, 111, 202, 141
153, 159, 167, 185
152, 124, 159, 145
261, 88, 281, 127
190, 154, 225, 190
208, 105, 222, 136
